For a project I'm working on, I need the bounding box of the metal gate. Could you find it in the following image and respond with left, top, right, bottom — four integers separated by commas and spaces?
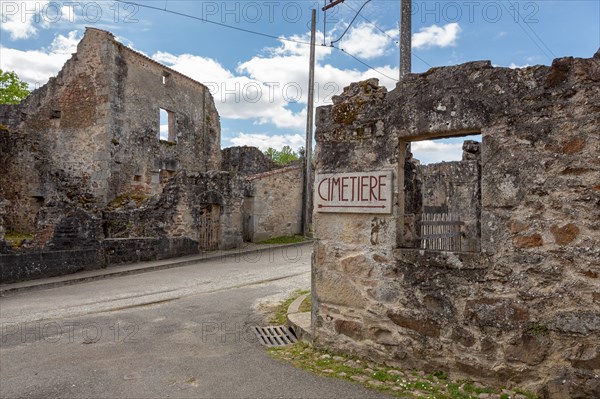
199, 205, 220, 251
419, 212, 463, 251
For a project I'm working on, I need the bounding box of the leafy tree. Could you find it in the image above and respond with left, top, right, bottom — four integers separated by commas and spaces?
264, 146, 299, 165
264, 147, 278, 162
277, 145, 299, 164
0, 70, 30, 104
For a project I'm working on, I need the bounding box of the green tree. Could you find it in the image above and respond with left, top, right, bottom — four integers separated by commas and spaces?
264, 147, 278, 162
277, 145, 299, 164
0, 70, 30, 104
264, 146, 299, 165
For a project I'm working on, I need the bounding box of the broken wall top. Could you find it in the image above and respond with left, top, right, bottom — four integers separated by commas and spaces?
316, 50, 600, 145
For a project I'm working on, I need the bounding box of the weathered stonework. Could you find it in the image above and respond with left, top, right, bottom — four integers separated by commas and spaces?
221, 146, 274, 176
243, 166, 304, 242
313, 52, 600, 398
0, 28, 302, 283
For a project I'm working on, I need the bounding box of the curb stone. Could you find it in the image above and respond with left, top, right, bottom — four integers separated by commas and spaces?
0, 241, 312, 296
286, 292, 313, 343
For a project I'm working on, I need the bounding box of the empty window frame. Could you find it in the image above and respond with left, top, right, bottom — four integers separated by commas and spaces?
159, 108, 176, 142
401, 134, 482, 252
162, 71, 171, 85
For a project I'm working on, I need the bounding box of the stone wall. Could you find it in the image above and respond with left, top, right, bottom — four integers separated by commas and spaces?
243, 166, 303, 242
0, 28, 238, 282
221, 146, 274, 176
312, 51, 600, 398
0, 237, 199, 283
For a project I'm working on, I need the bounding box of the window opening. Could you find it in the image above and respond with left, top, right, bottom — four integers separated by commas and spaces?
159, 108, 176, 142
162, 71, 171, 85
402, 134, 482, 252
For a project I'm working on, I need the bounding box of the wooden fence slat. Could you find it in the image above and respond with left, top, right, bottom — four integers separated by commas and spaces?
419, 212, 463, 252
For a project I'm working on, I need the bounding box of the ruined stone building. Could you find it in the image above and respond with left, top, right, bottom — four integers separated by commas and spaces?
0, 28, 303, 283
312, 51, 599, 398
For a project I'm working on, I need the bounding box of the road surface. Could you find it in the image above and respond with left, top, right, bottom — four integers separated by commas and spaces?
0, 244, 391, 399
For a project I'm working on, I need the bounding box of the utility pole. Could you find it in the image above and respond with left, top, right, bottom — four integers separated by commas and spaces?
303, 9, 316, 237
400, 0, 411, 78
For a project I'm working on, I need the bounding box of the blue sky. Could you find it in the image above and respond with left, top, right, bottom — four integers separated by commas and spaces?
1, 0, 599, 163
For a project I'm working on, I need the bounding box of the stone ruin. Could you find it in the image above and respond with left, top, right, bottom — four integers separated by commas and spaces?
0, 28, 303, 283
312, 51, 599, 398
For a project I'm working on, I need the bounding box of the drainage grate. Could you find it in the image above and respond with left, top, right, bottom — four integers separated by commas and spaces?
252, 325, 298, 347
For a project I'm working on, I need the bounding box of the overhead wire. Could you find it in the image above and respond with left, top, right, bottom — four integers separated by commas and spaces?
115, 0, 312, 46
342, 0, 433, 68
115, 0, 397, 81
334, 48, 399, 81
501, 0, 556, 61
330, 0, 372, 45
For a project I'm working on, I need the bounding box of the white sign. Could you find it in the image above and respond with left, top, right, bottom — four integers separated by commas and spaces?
315, 171, 393, 214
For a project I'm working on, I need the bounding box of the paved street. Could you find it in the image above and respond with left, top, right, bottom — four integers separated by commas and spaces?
0, 244, 391, 399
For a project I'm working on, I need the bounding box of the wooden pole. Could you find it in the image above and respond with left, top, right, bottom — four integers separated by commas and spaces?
400, 0, 412, 78
303, 9, 317, 237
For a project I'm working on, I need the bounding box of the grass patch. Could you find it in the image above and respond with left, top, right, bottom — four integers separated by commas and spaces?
4, 230, 35, 249
107, 193, 148, 210
269, 289, 310, 325
298, 295, 311, 313
258, 235, 307, 245
527, 323, 549, 336
268, 342, 538, 399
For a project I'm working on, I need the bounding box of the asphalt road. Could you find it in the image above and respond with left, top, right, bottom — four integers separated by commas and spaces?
0, 244, 391, 399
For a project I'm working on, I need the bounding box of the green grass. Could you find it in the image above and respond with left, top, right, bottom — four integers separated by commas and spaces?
258, 235, 307, 245
298, 294, 312, 313
107, 193, 148, 210
527, 323, 549, 336
267, 342, 539, 399
4, 230, 35, 249
270, 289, 310, 325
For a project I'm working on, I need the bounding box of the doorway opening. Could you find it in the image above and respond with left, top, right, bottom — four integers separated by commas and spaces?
199, 204, 221, 251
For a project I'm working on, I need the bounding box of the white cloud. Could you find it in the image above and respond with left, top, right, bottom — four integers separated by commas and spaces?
154, 27, 401, 134
152, 51, 234, 83
227, 133, 305, 151
508, 63, 531, 69
339, 23, 398, 60
160, 125, 168, 141
412, 23, 461, 50
411, 141, 463, 164
0, 30, 81, 87
0, 0, 49, 40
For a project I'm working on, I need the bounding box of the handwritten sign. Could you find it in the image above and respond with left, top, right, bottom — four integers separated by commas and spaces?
315, 171, 393, 214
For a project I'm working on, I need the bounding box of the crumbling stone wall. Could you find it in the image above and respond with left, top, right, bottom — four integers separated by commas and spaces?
105, 28, 222, 198
313, 51, 600, 398
0, 28, 221, 234
221, 146, 274, 176
0, 28, 235, 282
243, 166, 303, 241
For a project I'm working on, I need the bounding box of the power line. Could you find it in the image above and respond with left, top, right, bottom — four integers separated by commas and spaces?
500, 0, 556, 60
115, 0, 397, 82
115, 0, 311, 46
342, 1, 433, 68
330, 0, 372, 45
334, 47, 399, 82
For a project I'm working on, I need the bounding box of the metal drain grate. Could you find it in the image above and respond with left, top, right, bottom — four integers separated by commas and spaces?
252, 325, 298, 347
